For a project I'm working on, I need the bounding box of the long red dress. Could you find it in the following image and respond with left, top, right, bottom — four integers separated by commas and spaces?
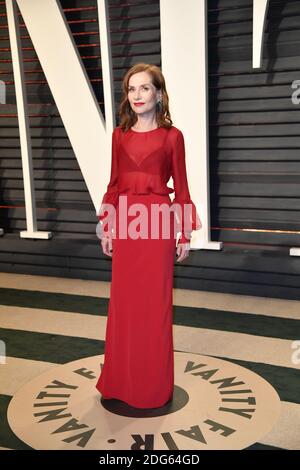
96, 125, 201, 409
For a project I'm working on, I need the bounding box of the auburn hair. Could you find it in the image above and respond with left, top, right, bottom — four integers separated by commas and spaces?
118, 63, 173, 132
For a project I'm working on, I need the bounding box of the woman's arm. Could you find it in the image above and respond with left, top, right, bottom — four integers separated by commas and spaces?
98, 127, 120, 237
170, 129, 202, 244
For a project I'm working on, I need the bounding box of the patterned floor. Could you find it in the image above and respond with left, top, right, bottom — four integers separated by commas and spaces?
0, 272, 299, 450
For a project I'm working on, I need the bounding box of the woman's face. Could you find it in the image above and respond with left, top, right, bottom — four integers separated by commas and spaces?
127, 71, 161, 117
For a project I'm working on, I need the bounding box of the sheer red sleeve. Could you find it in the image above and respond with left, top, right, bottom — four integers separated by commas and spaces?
97, 127, 119, 236
170, 129, 202, 244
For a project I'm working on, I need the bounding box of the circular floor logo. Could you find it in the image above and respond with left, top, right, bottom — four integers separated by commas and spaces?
8, 352, 281, 450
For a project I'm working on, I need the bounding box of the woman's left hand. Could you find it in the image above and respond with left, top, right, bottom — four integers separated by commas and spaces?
176, 243, 190, 262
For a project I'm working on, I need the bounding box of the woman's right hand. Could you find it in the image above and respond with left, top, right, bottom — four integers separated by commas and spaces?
101, 234, 113, 257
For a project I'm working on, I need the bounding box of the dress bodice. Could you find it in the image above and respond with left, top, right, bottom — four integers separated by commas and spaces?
98, 125, 201, 243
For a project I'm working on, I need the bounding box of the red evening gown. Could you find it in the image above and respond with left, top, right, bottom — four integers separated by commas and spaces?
96, 124, 201, 409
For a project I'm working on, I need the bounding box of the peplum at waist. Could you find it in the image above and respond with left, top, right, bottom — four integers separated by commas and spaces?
118, 172, 174, 196
98, 173, 174, 222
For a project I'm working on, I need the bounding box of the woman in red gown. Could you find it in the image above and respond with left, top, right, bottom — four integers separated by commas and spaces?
96, 63, 201, 409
